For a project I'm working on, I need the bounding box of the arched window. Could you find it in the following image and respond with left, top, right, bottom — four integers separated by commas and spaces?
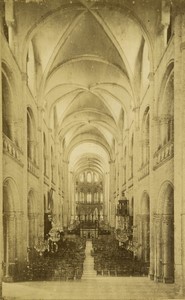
94, 173, 98, 182
80, 173, 84, 182
94, 192, 98, 203
100, 192, 103, 203
80, 192, 84, 203
87, 192, 92, 203
87, 172, 92, 183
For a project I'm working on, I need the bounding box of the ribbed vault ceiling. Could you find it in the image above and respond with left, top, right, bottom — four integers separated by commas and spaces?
26, 0, 151, 177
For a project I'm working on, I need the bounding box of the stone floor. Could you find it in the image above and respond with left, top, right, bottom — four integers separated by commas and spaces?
2, 241, 185, 300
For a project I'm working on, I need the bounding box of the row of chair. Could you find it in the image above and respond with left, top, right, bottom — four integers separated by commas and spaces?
23, 236, 86, 281
92, 235, 149, 277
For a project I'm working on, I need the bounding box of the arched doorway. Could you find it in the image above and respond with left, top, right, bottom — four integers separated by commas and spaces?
3, 178, 20, 281
155, 181, 174, 283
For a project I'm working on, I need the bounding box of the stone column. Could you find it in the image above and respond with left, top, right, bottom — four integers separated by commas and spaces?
109, 160, 115, 227
28, 140, 35, 162
136, 214, 142, 259
4, 213, 16, 281
5, 0, 15, 52
21, 72, 29, 263
159, 114, 172, 146
148, 70, 156, 281
37, 107, 44, 239
162, 214, 174, 283
28, 213, 36, 247
142, 214, 150, 263
154, 215, 162, 282
124, 128, 129, 191
118, 140, 123, 197
70, 172, 75, 220
54, 141, 60, 225
103, 172, 108, 220
63, 160, 69, 228
149, 215, 155, 280
15, 212, 24, 260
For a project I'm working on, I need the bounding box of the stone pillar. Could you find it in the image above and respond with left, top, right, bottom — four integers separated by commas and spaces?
103, 172, 108, 220
162, 215, 174, 283
21, 72, 29, 263
15, 212, 24, 261
109, 160, 115, 227
4, 213, 16, 281
28, 213, 36, 248
54, 141, 60, 225
136, 214, 142, 259
37, 107, 45, 239
154, 215, 162, 282
149, 215, 155, 280
63, 160, 69, 228
142, 214, 150, 263
5, 0, 15, 52
159, 114, 172, 146
124, 129, 129, 190
148, 70, 156, 281
28, 140, 35, 162
118, 140, 123, 197
70, 172, 75, 220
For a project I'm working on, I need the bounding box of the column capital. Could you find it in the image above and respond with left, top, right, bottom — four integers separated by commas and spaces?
3, 212, 16, 220
159, 114, 172, 124
162, 214, 173, 224
15, 211, 24, 217
153, 213, 162, 221
28, 212, 37, 220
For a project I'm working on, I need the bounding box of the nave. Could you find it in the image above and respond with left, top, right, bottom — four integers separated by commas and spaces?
2, 0, 185, 298
2, 240, 181, 300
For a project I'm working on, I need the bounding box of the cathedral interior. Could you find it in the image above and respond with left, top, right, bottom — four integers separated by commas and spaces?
1, 0, 185, 299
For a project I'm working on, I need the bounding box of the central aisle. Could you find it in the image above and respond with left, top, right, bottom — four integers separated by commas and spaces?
82, 240, 97, 279
2, 240, 181, 300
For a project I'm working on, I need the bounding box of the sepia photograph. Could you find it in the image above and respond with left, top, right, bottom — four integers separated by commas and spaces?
0, 0, 185, 299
